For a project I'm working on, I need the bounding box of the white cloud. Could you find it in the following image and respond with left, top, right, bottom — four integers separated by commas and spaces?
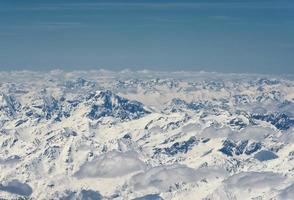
75, 151, 146, 178
130, 164, 228, 193
209, 171, 287, 199
229, 126, 274, 142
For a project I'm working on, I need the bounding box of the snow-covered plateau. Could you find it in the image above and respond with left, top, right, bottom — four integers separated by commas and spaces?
0, 70, 294, 200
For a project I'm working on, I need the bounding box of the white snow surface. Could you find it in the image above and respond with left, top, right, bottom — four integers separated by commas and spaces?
0, 70, 294, 199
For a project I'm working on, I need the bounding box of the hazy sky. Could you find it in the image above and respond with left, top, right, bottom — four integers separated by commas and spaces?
0, 0, 294, 74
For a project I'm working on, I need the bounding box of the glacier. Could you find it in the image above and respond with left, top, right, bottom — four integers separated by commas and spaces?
0, 70, 294, 199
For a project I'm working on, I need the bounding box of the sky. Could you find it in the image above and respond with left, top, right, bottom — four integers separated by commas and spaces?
0, 0, 294, 74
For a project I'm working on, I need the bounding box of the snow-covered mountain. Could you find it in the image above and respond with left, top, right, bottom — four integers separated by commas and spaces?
0, 70, 294, 200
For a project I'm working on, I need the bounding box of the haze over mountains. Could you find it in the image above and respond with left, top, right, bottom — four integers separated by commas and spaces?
0, 70, 294, 199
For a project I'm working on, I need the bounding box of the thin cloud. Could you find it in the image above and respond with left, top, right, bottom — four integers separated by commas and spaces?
1, 22, 85, 32
209, 15, 232, 21
6, 1, 294, 12
33, 22, 84, 30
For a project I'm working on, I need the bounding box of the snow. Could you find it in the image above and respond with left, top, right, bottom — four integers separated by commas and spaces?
254, 150, 278, 161
1, 70, 294, 199
0, 180, 32, 197
277, 183, 294, 200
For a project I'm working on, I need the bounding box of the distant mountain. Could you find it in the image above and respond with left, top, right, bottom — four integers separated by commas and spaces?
86, 90, 150, 120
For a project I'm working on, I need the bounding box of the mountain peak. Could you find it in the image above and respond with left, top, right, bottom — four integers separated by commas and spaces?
86, 90, 150, 120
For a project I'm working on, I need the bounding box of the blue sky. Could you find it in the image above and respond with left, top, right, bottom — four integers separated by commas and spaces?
0, 0, 294, 74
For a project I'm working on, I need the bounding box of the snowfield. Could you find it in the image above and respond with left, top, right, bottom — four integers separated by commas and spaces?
0, 70, 294, 200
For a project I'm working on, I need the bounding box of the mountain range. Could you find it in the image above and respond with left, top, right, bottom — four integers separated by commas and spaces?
0, 70, 294, 199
